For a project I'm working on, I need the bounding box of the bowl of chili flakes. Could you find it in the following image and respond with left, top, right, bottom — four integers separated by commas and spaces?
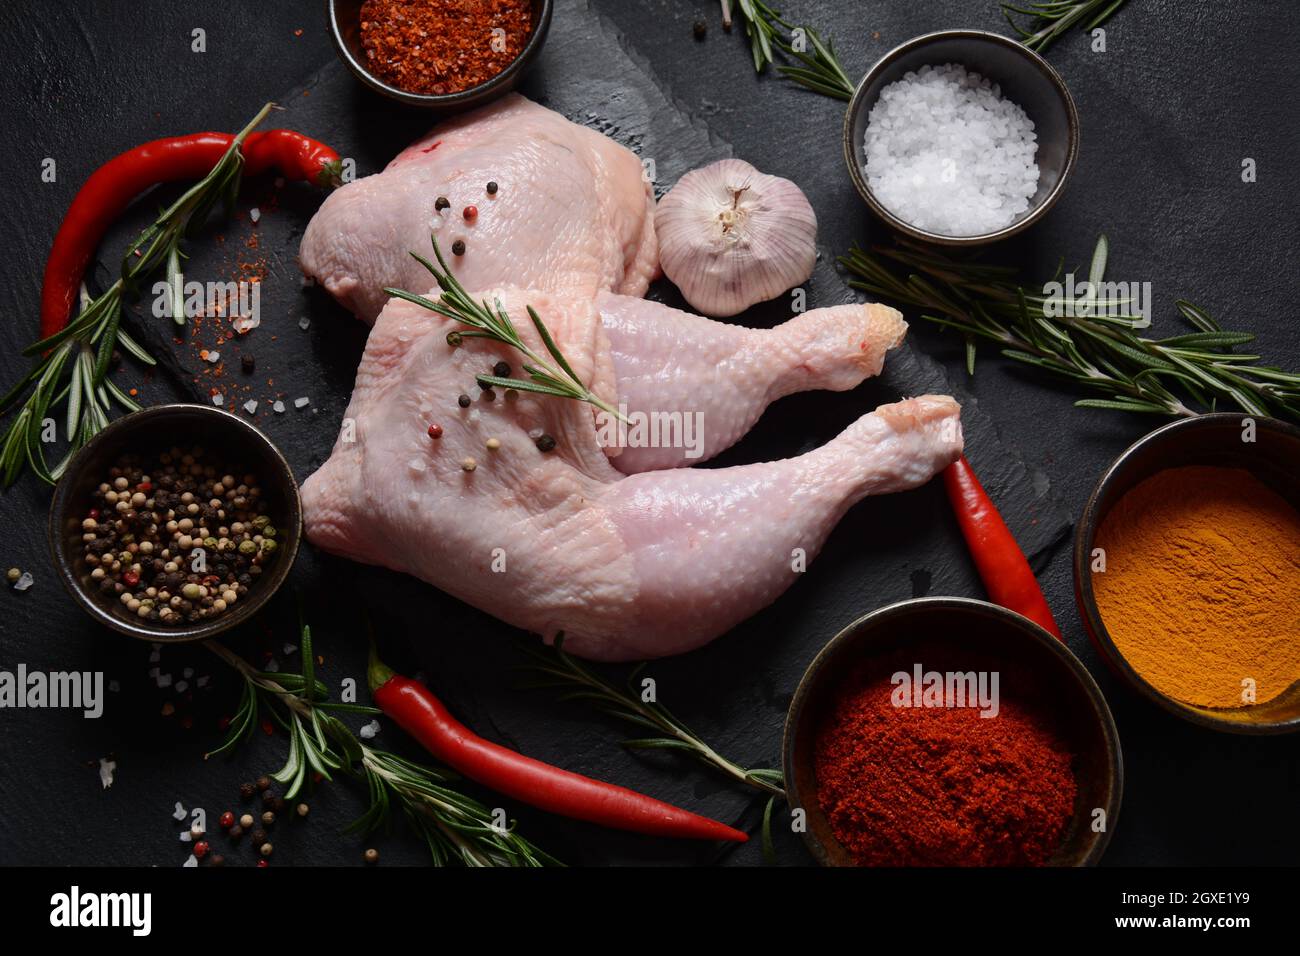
328, 0, 553, 110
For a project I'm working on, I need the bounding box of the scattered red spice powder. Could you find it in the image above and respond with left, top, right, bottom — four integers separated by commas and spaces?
359, 0, 534, 96
814, 641, 1077, 866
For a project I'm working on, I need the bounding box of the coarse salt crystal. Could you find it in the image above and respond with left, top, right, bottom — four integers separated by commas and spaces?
179, 831, 192, 843
359, 720, 381, 740
196, 675, 210, 688
273, 400, 286, 414
156, 673, 173, 688
283, 643, 298, 656
173, 802, 187, 821
212, 393, 225, 407
203, 350, 220, 364
408, 458, 427, 474
249, 207, 261, 223
298, 317, 311, 330
244, 400, 258, 415
99, 758, 116, 790
175, 680, 189, 693
294, 397, 310, 409
183, 667, 193, 679
182, 854, 198, 868
234, 315, 260, 334
13, 571, 33, 591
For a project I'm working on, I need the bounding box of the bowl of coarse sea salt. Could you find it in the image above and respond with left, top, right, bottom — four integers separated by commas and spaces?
844, 30, 1079, 245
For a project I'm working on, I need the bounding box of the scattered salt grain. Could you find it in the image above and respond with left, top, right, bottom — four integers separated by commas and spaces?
175, 680, 189, 694
183, 667, 193, 679
173, 802, 188, 821
150, 647, 161, 664
13, 571, 33, 591
863, 63, 1039, 236
212, 393, 225, 407
196, 675, 210, 688
273, 400, 286, 414
244, 400, 259, 415
408, 458, 427, 474
203, 350, 221, 364
99, 758, 116, 790
179, 830, 192, 843
359, 720, 381, 740
234, 315, 261, 334
156, 672, 173, 688
298, 316, 311, 331
249, 207, 262, 224
528, 427, 544, 440
283, 643, 298, 657
294, 397, 310, 409
182, 854, 198, 868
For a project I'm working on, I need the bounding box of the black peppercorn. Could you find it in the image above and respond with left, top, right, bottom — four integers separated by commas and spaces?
251, 828, 267, 846
239, 782, 256, 800
256, 775, 271, 792
228, 824, 243, 840
457, 393, 472, 408
486, 181, 498, 195
482, 389, 496, 402
241, 354, 255, 374
493, 361, 511, 377
435, 196, 450, 211
452, 239, 466, 256
693, 19, 707, 40
447, 331, 463, 347
272, 796, 286, 813
536, 434, 557, 453
262, 790, 277, 807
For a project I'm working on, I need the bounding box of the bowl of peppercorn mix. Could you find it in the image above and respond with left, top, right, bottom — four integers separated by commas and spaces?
783, 597, 1123, 866
48, 404, 302, 643
328, 0, 553, 109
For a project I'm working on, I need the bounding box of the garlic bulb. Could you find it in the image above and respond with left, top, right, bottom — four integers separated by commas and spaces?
655, 158, 818, 318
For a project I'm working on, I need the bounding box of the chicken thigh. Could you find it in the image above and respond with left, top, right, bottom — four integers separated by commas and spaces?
301, 289, 963, 661
299, 95, 658, 323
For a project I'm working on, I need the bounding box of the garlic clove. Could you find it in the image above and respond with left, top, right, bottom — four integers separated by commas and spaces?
655, 158, 818, 318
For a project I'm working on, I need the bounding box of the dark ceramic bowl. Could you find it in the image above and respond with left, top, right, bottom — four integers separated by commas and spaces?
784, 597, 1122, 867
1075, 414, 1300, 733
49, 405, 302, 643
327, 0, 553, 110
844, 29, 1079, 245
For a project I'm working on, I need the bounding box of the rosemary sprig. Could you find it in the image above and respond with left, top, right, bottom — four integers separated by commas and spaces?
1002, 0, 1130, 53
205, 625, 559, 867
385, 236, 629, 423
727, 0, 855, 100
839, 236, 1300, 422
519, 637, 785, 860
0, 102, 274, 487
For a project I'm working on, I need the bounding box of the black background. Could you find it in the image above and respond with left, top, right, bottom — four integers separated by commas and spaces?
0, 0, 1297, 868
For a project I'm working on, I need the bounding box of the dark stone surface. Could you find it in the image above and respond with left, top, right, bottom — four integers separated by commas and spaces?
0, 0, 1296, 867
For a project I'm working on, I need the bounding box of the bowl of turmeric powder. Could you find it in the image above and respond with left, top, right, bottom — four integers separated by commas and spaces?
1075, 414, 1300, 733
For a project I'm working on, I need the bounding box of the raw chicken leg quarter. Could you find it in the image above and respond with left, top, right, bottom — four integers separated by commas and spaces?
302, 289, 964, 660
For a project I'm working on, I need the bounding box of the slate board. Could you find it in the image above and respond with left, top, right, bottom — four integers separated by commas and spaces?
0, 0, 1071, 867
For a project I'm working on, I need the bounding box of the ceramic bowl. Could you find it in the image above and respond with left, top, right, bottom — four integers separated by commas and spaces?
844, 29, 1079, 245
783, 597, 1122, 866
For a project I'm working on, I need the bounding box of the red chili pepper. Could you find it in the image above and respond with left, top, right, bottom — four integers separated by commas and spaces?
943, 455, 1063, 640
368, 650, 748, 843
40, 129, 341, 339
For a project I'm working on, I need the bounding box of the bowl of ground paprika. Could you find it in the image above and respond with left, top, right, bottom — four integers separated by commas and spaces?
328, 0, 553, 109
784, 597, 1122, 866
1075, 413, 1300, 733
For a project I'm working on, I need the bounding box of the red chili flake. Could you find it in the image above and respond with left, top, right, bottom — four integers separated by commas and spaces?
193, 841, 210, 859
427, 423, 443, 440
123, 570, 140, 587
359, 0, 534, 96
293, 27, 303, 37
463, 205, 478, 221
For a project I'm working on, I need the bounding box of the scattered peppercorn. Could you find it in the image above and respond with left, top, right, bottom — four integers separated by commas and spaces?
260, 842, 273, 858
272, 796, 286, 813
481, 389, 496, 402
256, 775, 271, 792
364, 848, 380, 864
296, 803, 310, 818
240, 782, 256, 800
210, 854, 225, 867
486, 181, 498, 195
447, 331, 463, 347
220, 811, 235, 829
6, 568, 20, 583
251, 828, 267, 846
693, 19, 707, 40
427, 423, 443, 440
241, 354, 255, 374
452, 239, 466, 256
486, 438, 501, 451
261, 789, 277, 807
229, 825, 244, 840
461, 457, 478, 473
193, 841, 210, 860
457, 393, 472, 408
493, 360, 511, 377
463, 205, 478, 221
240, 813, 255, 829
262, 810, 276, 827
435, 196, 450, 211
536, 434, 557, 453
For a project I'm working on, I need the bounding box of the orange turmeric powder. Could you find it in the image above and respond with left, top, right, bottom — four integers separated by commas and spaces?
1092, 465, 1300, 709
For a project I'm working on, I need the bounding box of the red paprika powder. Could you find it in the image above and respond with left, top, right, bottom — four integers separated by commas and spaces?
814, 641, 1076, 866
